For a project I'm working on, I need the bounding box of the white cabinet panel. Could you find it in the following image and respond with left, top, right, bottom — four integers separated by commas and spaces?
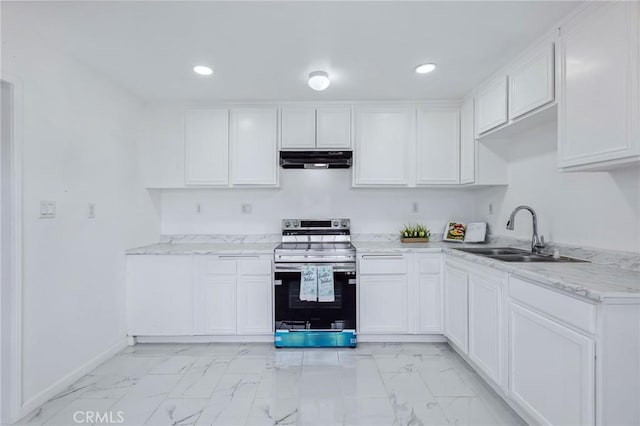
509, 302, 595, 426
185, 109, 229, 186
230, 108, 278, 185
237, 276, 273, 334
316, 107, 351, 149
468, 272, 505, 390
417, 273, 442, 334
509, 43, 555, 119
197, 276, 237, 334
359, 275, 409, 333
558, 2, 640, 170
280, 107, 316, 150
127, 256, 194, 336
416, 107, 460, 185
443, 263, 468, 353
459, 97, 475, 184
354, 107, 413, 186
475, 76, 508, 135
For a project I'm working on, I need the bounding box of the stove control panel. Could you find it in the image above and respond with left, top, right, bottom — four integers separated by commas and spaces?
282, 218, 350, 230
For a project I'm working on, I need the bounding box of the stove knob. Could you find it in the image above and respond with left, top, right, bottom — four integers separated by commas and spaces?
333, 220, 339, 227
284, 221, 291, 228
341, 220, 348, 227
292, 220, 299, 227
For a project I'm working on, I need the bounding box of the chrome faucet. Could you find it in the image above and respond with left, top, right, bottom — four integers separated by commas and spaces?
506, 205, 545, 254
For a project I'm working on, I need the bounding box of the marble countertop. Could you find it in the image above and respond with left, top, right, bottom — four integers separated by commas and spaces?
126, 242, 279, 255
127, 238, 639, 301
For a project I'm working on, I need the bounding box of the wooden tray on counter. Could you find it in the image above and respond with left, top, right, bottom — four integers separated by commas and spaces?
400, 238, 430, 243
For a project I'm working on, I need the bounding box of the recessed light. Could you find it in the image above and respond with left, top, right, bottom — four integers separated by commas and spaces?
415, 63, 437, 74
193, 65, 213, 76
308, 71, 330, 91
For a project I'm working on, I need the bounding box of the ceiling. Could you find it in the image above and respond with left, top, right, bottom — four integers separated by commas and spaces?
2, 1, 582, 102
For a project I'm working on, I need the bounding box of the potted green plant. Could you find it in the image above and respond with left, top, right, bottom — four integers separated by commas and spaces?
400, 224, 430, 243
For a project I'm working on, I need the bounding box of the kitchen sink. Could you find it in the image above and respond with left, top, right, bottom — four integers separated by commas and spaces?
455, 247, 589, 263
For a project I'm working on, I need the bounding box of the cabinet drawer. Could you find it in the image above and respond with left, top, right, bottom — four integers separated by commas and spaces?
417, 257, 441, 274
238, 258, 272, 276
358, 254, 408, 275
509, 276, 596, 334
203, 258, 237, 275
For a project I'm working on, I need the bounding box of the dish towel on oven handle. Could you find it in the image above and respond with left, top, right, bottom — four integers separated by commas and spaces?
317, 265, 335, 302
300, 265, 318, 302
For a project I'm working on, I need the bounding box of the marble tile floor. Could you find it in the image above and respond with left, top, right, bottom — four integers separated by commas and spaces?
15, 343, 526, 426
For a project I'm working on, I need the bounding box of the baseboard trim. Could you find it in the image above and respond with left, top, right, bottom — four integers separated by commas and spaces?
358, 334, 447, 343
19, 337, 128, 420
135, 335, 274, 343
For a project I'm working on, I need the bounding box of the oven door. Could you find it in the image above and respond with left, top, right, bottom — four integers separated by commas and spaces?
274, 262, 356, 331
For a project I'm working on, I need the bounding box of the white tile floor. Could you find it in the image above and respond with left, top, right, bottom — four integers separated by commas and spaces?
15, 343, 526, 426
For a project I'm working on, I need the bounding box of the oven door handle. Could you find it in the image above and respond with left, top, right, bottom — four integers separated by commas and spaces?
274, 263, 356, 273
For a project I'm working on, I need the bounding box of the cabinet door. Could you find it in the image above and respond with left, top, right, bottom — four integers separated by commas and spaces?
237, 276, 273, 334
316, 107, 351, 149
354, 107, 413, 186
443, 263, 468, 353
475, 76, 508, 135
468, 272, 505, 389
509, 302, 595, 426
558, 2, 640, 169
509, 43, 555, 119
459, 97, 475, 184
280, 107, 316, 150
416, 107, 460, 185
359, 275, 409, 333
197, 276, 237, 334
417, 274, 442, 334
230, 108, 278, 185
126, 256, 194, 336
185, 109, 229, 186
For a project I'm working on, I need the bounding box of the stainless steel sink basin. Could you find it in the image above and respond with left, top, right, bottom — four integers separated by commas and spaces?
456, 247, 531, 256
455, 247, 589, 263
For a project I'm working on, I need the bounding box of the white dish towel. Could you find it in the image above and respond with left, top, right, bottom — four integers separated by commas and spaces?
317, 265, 335, 302
300, 265, 318, 302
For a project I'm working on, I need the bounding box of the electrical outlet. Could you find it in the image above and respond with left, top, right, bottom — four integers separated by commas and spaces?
241, 203, 252, 214
488, 203, 494, 215
411, 201, 419, 213
40, 201, 56, 219
88, 203, 96, 219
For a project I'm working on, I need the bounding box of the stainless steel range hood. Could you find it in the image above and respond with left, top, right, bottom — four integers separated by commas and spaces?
279, 151, 352, 169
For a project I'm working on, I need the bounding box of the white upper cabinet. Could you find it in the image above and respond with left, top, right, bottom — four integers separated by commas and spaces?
509, 42, 555, 120
230, 107, 279, 185
459, 97, 475, 184
316, 107, 352, 149
280, 106, 351, 150
185, 109, 229, 186
354, 106, 413, 186
416, 106, 460, 185
280, 107, 316, 149
558, 2, 640, 170
475, 76, 508, 135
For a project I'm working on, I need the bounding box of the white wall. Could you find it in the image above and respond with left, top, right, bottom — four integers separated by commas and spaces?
161, 170, 477, 235
474, 122, 640, 253
2, 11, 160, 415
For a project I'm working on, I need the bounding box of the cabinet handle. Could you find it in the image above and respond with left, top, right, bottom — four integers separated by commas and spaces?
361, 254, 404, 259
218, 255, 260, 260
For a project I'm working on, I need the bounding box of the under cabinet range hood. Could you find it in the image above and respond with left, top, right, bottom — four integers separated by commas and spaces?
279, 151, 352, 169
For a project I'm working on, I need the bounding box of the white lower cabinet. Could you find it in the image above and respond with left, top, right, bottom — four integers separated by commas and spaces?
416, 255, 442, 333
127, 254, 273, 337
359, 275, 409, 333
509, 301, 595, 426
443, 261, 469, 352
127, 255, 194, 336
468, 268, 507, 390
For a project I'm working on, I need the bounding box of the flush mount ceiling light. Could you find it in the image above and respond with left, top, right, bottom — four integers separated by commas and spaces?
308, 71, 330, 91
193, 65, 213, 76
415, 63, 437, 74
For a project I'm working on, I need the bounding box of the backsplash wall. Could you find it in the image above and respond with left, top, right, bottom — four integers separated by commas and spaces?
160, 169, 477, 235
